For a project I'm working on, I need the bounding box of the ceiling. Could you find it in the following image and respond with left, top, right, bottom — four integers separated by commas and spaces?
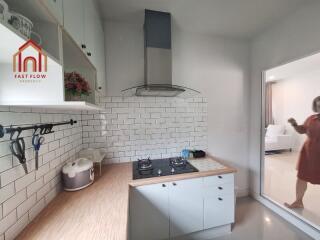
96, 0, 313, 39
266, 52, 320, 82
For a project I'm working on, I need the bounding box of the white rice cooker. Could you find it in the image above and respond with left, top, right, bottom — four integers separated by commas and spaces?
62, 158, 94, 191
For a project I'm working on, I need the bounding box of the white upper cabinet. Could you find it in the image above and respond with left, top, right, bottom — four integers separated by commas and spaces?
83, 0, 96, 60
93, 17, 106, 94
63, 0, 106, 94
41, 0, 64, 25
63, 0, 84, 48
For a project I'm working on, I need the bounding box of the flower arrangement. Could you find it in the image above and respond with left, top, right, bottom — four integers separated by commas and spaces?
64, 72, 91, 98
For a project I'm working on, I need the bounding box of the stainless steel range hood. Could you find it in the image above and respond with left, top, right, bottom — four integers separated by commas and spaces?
122, 10, 199, 97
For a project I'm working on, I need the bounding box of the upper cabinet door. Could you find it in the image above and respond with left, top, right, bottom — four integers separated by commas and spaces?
94, 18, 106, 94
41, 0, 64, 25
63, 0, 84, 48
83, 0, 96, 63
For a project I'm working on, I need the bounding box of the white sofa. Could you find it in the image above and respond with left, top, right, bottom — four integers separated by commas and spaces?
265, 125, 294, 152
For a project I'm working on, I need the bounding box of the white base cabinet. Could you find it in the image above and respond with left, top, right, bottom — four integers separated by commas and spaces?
130, 183, 170, 240
169, 178, 203, 238
204, 195, 234, 229
130, 174, 235, 240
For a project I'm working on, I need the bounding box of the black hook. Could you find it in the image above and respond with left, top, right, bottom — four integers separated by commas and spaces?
40, 124, 54, 135
0, 125, 4, 138
33, 125, 41, 137
10, 126, 22, 140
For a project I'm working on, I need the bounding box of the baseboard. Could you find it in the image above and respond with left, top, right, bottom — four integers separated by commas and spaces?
236, 187, 249, 198
172, 224, 232, 240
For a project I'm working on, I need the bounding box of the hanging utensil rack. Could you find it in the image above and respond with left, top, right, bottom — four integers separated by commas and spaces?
0, 119, 77, 138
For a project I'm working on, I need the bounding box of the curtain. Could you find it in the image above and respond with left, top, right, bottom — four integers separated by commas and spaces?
265, 82, 274, 127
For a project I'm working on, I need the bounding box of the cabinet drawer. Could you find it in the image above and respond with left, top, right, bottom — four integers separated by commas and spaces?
204, 194, 235, 229
203, 174, 234, 186
203, 182, 234, 197
170, 177, 203, 193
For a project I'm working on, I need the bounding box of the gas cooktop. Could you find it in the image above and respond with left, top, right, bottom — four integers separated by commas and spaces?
132, 157, 199, 180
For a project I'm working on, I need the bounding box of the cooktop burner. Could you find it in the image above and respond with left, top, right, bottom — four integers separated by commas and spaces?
133, 157, 198, 180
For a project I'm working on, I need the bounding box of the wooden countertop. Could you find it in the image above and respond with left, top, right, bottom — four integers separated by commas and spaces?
17, 163, 132, 240
17, 157, 236, 240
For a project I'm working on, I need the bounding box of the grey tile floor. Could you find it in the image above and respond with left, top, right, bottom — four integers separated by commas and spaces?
214, 197, 314, 240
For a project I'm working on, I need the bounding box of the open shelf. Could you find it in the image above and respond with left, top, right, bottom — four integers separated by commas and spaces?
0, 101, 103, 111
62, 29, 97, 105
5, 0, 62, 62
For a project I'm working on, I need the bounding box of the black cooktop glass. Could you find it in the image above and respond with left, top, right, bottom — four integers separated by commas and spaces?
132, 158, 199, 180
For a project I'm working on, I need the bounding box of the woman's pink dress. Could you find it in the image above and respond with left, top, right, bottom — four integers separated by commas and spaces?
297, 114, 320, 184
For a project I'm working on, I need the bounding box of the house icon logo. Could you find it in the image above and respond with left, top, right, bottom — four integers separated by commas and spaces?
13, 39, 48, 82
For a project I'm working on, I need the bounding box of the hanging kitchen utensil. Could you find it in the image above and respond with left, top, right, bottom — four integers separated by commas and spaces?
10, 137, 28, 174
32, 134, 45, 170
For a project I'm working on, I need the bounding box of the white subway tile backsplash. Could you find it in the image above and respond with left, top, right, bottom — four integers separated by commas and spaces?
0, 210, 16, 235
4, 213, 29, 240
35, 164, 50, 180
3, 189, 27, 216
0, 164, 26, 187
0, 155, 12, 173
0, 142, 11, 158
17, 194, 36, 218
15, 172, 35, 192
82, 96, 208, 163
0, 183, 15, 204
27, 198, 42, 222
37, 183, 51, 201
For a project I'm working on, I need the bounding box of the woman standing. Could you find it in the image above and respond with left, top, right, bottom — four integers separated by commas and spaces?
285, 96, 320, 209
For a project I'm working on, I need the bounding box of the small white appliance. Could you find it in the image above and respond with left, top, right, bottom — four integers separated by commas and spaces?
62, 158, 94, 191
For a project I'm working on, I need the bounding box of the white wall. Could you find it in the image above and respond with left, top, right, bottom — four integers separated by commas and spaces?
104, 21, 144, 96
271, 71, 320, 151
172, 29, 250, 196
104, 21, 250, 196
249, 1, 320, 237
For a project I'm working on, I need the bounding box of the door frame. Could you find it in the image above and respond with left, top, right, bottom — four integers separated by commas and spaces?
259, 51, 320, 234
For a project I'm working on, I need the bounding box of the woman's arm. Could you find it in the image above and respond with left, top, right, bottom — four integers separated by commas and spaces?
292, 125, 306, 134
288, 118, 306, 134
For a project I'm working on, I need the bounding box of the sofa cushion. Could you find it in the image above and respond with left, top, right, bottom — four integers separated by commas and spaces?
266, 125, 285, 137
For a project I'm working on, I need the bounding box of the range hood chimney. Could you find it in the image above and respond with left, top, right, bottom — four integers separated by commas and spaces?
122, 9, 199, 97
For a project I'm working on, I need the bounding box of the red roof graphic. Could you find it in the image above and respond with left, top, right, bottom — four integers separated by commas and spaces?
19, 39, 42, 51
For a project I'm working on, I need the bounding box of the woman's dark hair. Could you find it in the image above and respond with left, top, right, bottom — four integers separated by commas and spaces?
312, 96, 320, 112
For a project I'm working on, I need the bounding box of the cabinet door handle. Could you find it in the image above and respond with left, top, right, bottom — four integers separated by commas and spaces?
218, 197, 223, 201
81, 44, 86, 49
98, 87, 102, 90
87, 52, 92, 56
172, 182, 177, 186
218, 175, 222, 179
162, 184, 166, 187
218, 186, 223, 190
